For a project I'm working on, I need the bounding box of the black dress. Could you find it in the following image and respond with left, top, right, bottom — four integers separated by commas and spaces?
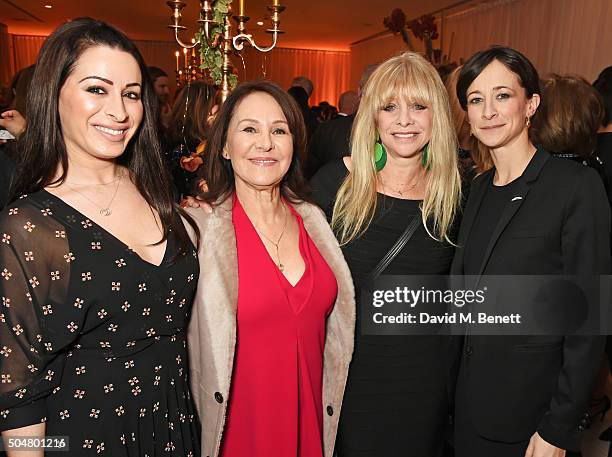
311, 160, 456, 457
0, 190, 200, 456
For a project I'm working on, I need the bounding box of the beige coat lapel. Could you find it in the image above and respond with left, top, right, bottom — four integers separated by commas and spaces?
186, 198, 238, 457
294, 202, 356, 456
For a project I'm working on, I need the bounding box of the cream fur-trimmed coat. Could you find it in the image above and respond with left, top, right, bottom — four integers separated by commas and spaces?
185, 197, 355, 457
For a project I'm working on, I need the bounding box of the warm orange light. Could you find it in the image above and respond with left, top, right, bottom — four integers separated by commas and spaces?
256, 21, 264, 26
44, 4, 52, 8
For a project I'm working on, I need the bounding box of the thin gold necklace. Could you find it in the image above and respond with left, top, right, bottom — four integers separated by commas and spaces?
381, 169, 423, 197
67, 174, 123, 217
254, 203, 288, 271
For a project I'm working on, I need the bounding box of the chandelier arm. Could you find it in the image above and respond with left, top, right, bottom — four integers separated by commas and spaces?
232, 32, 279, 53
173, 28, 199, 49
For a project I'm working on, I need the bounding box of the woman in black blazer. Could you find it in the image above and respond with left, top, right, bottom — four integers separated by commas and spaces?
451, 46, 610, 457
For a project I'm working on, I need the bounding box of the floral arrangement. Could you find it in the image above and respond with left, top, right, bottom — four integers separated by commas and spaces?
383, 8, 440, 63
194, 0, 238, 89
383, 8, 412, 49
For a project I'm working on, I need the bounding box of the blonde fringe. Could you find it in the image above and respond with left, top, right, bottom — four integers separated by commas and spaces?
332, 52, 462, 246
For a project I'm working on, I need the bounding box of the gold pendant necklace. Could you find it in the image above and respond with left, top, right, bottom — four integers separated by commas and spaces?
254, 203, 288, 271
67, 174, 123, 217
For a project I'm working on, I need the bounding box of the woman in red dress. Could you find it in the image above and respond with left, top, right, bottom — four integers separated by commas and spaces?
186, 80, 355, 457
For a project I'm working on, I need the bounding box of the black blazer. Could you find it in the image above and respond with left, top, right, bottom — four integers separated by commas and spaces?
304, 114, 354, 179
451, 148, 610, 451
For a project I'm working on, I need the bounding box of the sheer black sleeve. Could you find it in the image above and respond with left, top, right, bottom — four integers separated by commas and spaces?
0, 200, 73, 431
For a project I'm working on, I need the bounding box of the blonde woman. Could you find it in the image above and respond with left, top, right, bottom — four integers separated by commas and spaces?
311, 52, 462, 457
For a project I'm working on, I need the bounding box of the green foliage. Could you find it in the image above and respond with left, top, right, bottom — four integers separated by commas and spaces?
197, 0, 237, 89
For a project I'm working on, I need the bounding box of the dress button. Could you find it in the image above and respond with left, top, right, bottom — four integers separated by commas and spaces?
326, 405, 333, 416
214, 392, 224, 404
465, 345, 473, 356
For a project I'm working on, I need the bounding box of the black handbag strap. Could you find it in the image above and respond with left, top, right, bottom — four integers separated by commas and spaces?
363, 214, 421, 289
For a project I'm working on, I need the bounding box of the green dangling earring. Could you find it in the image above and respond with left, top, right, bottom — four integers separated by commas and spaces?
374, 137, 387, 171
422, 143, 430, 168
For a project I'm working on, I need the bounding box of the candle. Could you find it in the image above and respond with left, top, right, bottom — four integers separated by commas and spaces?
183, 47, 188, 68
272, 0, 278, 6
239, 0, 245, 16
175, 51, 180, 71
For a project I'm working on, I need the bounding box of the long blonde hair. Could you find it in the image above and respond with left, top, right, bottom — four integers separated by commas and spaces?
332, 52, 462, 245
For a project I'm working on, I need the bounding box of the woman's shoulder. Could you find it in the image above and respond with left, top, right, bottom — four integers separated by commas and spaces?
0, 191, 67, 245
184, 198, 233, 230
544, 154, 603, 186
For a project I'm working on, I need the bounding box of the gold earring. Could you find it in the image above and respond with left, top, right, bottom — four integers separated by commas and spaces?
526, 116, 531, 128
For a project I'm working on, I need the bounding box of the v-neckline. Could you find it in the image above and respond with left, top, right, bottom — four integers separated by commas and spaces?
234, 196, 307, 287
40, 189, 170, 268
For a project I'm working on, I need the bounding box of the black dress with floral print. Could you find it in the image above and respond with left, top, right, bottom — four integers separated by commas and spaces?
0, 190, 200, 456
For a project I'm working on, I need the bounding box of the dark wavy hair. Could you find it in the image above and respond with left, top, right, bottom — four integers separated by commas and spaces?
11, 17, 198, 254
202, 80, 311, 204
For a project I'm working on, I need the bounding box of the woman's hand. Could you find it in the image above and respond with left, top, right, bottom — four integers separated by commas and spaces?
524, 432, 566, 457
180, 196, 213, 213
0, 110, 27, 138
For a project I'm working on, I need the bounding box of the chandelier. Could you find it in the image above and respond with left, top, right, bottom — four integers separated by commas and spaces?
167, 0, 286, 101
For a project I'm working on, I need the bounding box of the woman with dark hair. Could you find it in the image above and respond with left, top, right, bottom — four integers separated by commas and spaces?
165, 80, 218, 198
186, 80, 355, 457
0, 17, 201, 456
452, 45, 610, 457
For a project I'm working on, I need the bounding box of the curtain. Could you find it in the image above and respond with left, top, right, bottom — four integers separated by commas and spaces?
235, 47, 351, 106
441, 0, 612, 82
0, 24, 15, 87
11, 35, 46, 73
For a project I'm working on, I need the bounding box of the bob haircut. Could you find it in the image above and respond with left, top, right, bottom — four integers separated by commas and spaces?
202, 80, 310, 205
11, 17, 197, 254
533, 74, 604, 158
456, 45, 540, 111
332, 51, 462, 245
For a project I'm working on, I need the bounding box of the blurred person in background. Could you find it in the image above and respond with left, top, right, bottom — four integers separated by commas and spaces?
304, 64, 378, 178
165, 81, 218, 199
148, 66, 172, 129
337, 90, 358, 116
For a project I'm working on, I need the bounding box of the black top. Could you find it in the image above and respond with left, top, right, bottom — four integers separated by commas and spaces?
463, 177, 522, 275
0, 190, 201, 455
311, 159, 456, 456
